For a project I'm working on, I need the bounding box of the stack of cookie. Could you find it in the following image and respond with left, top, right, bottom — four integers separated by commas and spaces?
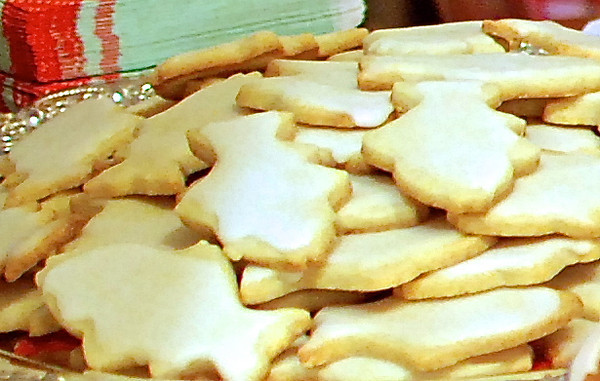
7, 19, 600, 381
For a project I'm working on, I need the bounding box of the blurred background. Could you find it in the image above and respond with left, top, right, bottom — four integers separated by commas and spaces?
365, 0, 600, 30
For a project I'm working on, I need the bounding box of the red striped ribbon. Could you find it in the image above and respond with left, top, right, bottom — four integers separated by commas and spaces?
96, 0, 121, 74
2, 0, 86, 82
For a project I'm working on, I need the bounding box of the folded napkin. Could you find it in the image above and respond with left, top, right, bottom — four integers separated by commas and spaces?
0, 0, 366, 111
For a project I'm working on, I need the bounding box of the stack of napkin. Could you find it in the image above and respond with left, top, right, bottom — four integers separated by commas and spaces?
0, 0, 366, 112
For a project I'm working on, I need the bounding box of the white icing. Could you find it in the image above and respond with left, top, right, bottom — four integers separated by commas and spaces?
295, 126, 366, 163
240, 217, 488, 300
176, 112, 348, 255
544, 91, 600, 126
361, 53, 600, 98
484, 152, 600, 223
507, 18, 600, 48
268, 59, 359, 88
321, 357, 412, 381
337, 174, 423, 227
63, 198, 201, 254
364, 21, 504, 55
10, 98, 139, 191
363, 80, 535, 213
526, 123, 600, 153
0, 207, 43, 263
85, 73, 260, 195
244, 77, 393, 128
307, 287, 561, 350
428, 237, 596, 279
39, 242, 309, 380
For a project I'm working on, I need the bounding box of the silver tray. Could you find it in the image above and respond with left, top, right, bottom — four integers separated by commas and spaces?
0, 76, 155, 155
